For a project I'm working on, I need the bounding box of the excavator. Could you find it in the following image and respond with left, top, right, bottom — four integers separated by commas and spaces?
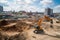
34, 15, 53, 34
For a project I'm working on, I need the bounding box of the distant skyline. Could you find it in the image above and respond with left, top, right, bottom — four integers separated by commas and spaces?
0, 0, 60, 13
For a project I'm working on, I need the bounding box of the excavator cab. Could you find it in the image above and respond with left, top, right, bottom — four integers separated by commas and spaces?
34, 25, 44, 34
34, 22, 44, 34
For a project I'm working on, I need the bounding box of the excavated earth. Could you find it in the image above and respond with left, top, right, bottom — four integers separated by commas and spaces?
0, 19, 60, 40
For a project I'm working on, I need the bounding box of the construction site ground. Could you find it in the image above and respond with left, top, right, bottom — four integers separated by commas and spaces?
0, 18, 60, 40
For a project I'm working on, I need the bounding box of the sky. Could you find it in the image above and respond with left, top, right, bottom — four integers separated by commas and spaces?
0, 0, 60, 13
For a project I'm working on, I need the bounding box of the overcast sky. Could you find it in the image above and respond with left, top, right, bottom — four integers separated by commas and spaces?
0, 0, 60, 13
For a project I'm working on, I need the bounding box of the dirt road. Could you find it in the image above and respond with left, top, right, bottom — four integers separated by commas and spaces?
25, 29, 60, 40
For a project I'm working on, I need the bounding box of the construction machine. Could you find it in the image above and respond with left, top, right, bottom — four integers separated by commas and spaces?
34, 15, 53, 34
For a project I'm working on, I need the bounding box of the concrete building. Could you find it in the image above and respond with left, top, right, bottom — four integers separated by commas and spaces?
45, 8, 54, 17
0, 6, 3, 12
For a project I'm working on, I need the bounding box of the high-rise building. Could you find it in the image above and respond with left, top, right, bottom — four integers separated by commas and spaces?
45, 8, 54, 17
0, 6, 3, 12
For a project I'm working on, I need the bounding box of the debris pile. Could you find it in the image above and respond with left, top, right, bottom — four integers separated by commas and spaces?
0, 31, 27, 40
0, 20, 33, 32
16, 21, 33, 32
0, 20, 30, 40
0, 20, 9, 26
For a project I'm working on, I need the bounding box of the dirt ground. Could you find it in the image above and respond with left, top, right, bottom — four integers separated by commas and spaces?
0, 19, 60, 40
25, 29, 60, 40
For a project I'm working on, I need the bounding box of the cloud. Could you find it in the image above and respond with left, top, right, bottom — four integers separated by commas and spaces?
24, 0, 36, 4
40, 0, 53, 8
0, 0, 54, 12
3, 6, 11, 11
23, 5, 39, 12
0, 0, 8, 3
54, 5, 60, 8
53, 5, 60, 13
3, 0, 38, 12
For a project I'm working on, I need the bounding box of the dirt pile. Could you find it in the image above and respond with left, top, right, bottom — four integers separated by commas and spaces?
0, 20, 33, 32
15, 21, 33, 32
0, 31, 27, 40
0, 20, 17, 26
0, 20, 9, 26
0, 20, 30, 40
